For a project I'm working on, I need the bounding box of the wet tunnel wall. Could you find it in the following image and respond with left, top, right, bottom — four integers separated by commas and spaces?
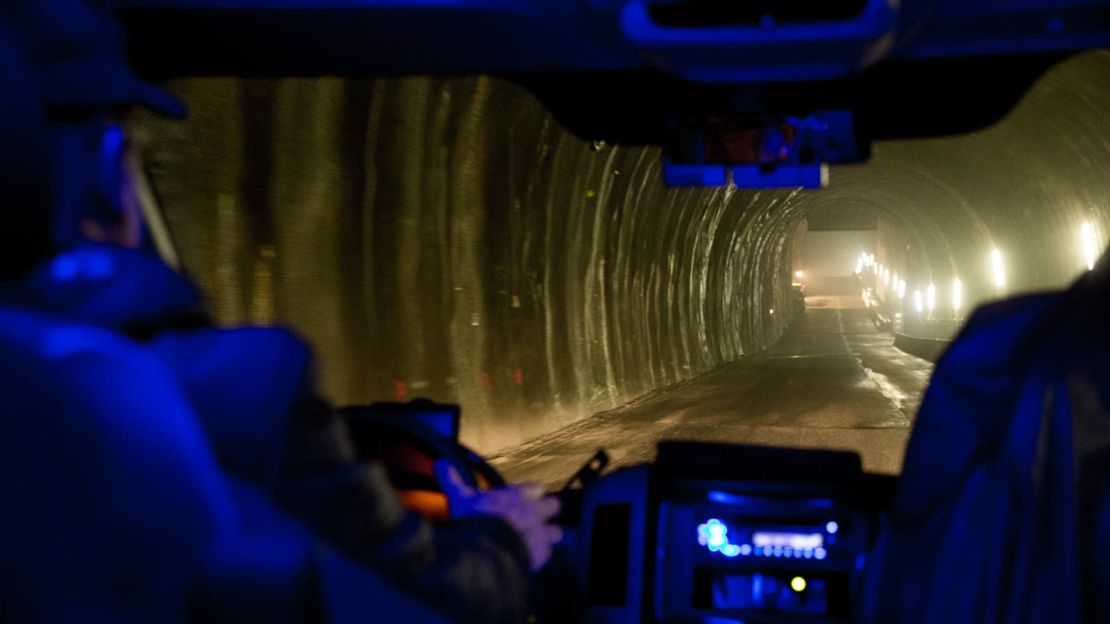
140, 76, 802, 452
141, 50, 1110, 454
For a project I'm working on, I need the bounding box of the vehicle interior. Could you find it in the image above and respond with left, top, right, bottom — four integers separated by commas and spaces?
97, 0, 1110, 621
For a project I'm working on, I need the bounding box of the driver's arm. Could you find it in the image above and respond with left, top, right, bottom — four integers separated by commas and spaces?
274, 395, 534, 624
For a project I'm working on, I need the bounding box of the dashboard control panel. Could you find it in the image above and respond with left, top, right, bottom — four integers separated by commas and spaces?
577, 442, 895, 624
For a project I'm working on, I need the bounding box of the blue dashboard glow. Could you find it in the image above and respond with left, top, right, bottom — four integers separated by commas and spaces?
826, 521, 839, 534
698, 519, 731, 554
706, 490, 759, 505
698, 519, 746, 558
698, 519, 834, 560
753, 531, 823, 550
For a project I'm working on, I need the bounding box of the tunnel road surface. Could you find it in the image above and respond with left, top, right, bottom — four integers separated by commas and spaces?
490, 293, 934, 488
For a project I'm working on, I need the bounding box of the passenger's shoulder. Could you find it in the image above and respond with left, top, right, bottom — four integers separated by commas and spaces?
938, 292, 1062, 372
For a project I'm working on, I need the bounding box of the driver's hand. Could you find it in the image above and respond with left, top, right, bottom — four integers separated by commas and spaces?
436, 461, 563, 571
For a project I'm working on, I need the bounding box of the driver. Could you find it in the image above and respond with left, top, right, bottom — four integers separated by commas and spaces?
0, 1, 562, 622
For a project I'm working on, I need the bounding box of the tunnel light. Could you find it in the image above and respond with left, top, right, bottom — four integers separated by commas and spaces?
990, 248, 1006, 292
926, 284, 936, 313
914, 290, 923, 314
795, 270, 804, 279
1081, 222, 1100, 271
952, 278, 962, 314
898, 280, 907, 299
883, 270, 891, 287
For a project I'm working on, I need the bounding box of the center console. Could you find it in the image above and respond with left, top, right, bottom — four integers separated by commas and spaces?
577, 442, 895, 624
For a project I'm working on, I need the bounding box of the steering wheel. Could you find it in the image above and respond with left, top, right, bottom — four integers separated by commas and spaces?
340, 403, 506, 523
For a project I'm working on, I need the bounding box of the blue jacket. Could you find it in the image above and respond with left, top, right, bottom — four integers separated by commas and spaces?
865, 264, 1110, 623
0, 245, 528, 623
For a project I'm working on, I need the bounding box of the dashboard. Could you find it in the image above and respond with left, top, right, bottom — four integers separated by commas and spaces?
576, 442, 895, 623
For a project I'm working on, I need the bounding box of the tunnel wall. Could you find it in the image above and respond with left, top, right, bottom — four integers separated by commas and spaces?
141, 77, 800, 453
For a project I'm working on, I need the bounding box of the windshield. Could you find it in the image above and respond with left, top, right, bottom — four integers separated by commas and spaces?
136, 50, 1110, 485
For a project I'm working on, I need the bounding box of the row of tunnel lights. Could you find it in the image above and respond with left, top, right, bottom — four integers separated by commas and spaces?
856, 254, 958, 316
853, 221, 1102, 316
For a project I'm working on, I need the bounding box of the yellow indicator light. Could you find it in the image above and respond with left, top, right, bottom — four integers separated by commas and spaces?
791, 576, 807, 592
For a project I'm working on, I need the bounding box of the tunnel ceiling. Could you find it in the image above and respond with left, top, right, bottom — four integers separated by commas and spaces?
788, 51, 1110, 318
141, 49, 1110, 454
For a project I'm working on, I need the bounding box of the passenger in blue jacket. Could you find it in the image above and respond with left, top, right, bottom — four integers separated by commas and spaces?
0, 0, 560, 622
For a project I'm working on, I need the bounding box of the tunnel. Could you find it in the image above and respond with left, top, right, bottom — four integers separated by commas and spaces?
138, 49, 1110, 484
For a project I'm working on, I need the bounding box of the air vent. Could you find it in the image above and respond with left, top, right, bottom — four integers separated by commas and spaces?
648, 0, 871, 28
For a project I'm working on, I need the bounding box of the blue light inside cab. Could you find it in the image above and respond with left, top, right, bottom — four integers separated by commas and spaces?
663, 161, 728, 187
698, 519, 730, 553
697, 519, 755, 558
804, 550, 813, 559
51, 255, 79, 282
815, 548, 828, 560
733, 163, 827, 190
826, 521, 839, 535
707, 490, 759, 506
